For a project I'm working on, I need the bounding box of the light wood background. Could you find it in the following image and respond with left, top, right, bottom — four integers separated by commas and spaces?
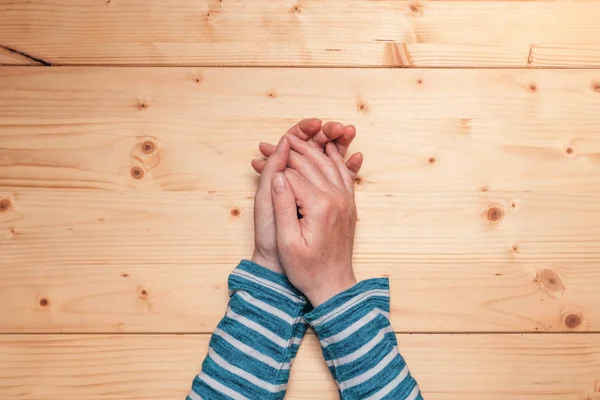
1, 1, 600, 399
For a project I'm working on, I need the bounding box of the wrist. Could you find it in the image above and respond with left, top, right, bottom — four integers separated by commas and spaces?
251, 248, 284, 274
305, 276, 358, 307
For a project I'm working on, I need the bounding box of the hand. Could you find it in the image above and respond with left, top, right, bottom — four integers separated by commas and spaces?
270, 134, 359, 306
251, 119, 361, 273
251, 121, 363, 178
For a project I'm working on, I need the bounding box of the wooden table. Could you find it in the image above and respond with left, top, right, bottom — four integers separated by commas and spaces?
1, 1, 600, 399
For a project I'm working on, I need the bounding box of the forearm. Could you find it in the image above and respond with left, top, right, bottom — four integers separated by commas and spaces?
187, 260, 309, 400
305, 278, 422, 400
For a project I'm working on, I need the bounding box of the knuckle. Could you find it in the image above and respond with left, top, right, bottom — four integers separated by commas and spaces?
323, 157, 336, 167
277, 202, 296, 215
317, 196, 335, 213
283, 169, 297, 180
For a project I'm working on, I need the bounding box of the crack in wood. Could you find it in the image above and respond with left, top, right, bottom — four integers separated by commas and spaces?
0, 44, 52, 66
527, 45, 534, 66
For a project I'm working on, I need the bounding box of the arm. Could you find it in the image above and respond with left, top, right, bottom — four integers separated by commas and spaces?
305, 279, 421, 400
187, 260, 309, 400
268, 135, 421, 399
187, 119, 363, 399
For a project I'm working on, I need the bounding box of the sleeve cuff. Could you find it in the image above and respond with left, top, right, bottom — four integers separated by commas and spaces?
228, 260, 308, 307
304, 278, 390, 328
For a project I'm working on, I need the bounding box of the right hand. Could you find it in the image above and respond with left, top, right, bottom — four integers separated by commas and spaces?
251, 119, 362, 274
270, 134, 360, 306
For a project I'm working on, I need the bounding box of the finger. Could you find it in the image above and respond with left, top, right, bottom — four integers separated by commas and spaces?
260, 144, 364, 177
258, 135, 290, 192
259, 141, 334, 190
258, 142, 276, 158
286, 118, 323, 141
256, 119, 323, 161
345, 152, 364, 179
287, 134, 345, 190
283, 168, 321, 217
283, 168, 318, 200
307, 121, 345, 150
286, 148, 332, 192
251, 158, 266, 174
326, 142, 354, 193
322, 121, 345, 141
271, 173, 302, 245
260, 122, 354, 158
257, 143, 363, 178
334, 125, 357, 157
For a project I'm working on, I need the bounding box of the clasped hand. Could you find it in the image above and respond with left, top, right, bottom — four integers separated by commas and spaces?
251, 119, 363, 306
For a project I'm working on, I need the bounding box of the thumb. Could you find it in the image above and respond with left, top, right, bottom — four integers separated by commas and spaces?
271, 172, 301, 246
255, 136, 290, 223
257, 135, 290, 197
263, 135, 290, 176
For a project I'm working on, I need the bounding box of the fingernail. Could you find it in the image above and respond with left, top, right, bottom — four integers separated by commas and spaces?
272, 173, 286, 194
286, 133, 300, 142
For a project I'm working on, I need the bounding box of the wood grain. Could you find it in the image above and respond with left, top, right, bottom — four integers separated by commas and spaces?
2, 1, 600, 67
1, 67, 600, 332
1, 68, 600, 193
2, 0, 600, 397
1, 189, 600, 332
1, 333, 599, 399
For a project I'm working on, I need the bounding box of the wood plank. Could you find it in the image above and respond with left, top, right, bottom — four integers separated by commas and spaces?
1, 68, 600, 193
1, 334, 599, 399
1, 67, 600, 332
1, 189, 600, 333
2, 1, 600, 67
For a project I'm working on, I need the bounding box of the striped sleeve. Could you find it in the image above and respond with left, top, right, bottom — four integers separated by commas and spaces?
187, 260, 310, 400
304, 278, 422, 400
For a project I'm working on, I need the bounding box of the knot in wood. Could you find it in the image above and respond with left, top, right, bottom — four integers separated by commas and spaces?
0, 198, 11, 212
537, 269, 562, 292
528, 83, 538, 93
485, 205, 503, 223
409, 3, 422, 13
130, 166, 145, 180
141, 141, 156, 155
137, 99, 149, 110
564, 313, 582, 329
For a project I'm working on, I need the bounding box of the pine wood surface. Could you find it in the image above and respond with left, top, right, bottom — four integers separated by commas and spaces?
2, 1, 600, 67
2, 0, 600, 396
1, 333, 600, 400
1, 67, 599, 334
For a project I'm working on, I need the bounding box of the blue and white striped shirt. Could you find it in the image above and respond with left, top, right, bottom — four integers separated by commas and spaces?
187, 260, 421, 399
